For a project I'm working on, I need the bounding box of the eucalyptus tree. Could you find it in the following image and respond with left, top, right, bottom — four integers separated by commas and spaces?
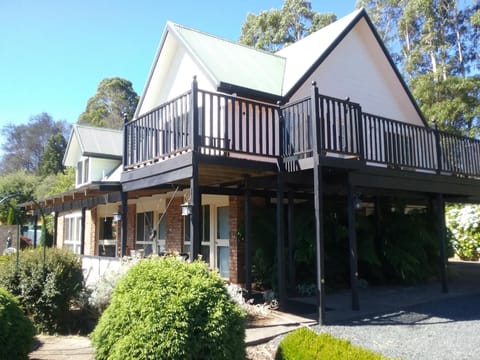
357, 0, 480, 135
240, 0, 337, 51
78, 77, 139, 130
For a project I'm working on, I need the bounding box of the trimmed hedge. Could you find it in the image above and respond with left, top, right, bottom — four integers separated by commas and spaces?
0, 287, 35, 360
91, 256, 246, 360
276, 327, 389, 360
0, 248, 83, 333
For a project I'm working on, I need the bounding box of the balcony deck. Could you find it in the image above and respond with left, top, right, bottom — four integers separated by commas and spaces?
123, 85, 480, 193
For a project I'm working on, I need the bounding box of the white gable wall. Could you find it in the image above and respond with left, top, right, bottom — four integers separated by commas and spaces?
289, 18, 423, 127
137, 33, 216, 117
90, 158, 122, 182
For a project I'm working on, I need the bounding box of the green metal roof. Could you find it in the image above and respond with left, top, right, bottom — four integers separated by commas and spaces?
170, 23, 286, 97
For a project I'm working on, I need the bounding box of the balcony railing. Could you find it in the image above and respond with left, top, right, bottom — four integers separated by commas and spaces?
124, 86, 279, 169
125, 80, 480, 179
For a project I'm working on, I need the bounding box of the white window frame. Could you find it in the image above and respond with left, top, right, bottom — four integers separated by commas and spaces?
64, 211, 82, 254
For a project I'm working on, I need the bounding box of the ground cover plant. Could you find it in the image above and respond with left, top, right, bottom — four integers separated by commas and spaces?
0, 287, 35, 360
91, 256, 246, 360
0, 247, 83, 333
275, 327, 389, 360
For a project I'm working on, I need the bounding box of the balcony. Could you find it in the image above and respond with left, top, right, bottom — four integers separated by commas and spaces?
124, 85, 480, 180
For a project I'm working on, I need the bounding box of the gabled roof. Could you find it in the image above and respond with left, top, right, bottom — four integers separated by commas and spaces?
171, 23, 286, 98
63, 125, 123, 166
136, 8, 425, 125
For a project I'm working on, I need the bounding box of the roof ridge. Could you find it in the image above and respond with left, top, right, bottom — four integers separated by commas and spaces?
168, 21, 286, 60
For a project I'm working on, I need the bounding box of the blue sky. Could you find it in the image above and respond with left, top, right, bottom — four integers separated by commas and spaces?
0, 1, 357, 130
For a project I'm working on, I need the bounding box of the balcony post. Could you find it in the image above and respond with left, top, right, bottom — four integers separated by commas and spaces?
311, 81, 326, 325
356, 104, 365, 160
190, 76, 201, 261
434, 122, 442, 174
120, 191, 128, 257
123, 113, 129, 169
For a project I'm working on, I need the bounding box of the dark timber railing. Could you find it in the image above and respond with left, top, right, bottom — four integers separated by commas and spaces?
124, 84, 279, 169
125, 82, 480, 179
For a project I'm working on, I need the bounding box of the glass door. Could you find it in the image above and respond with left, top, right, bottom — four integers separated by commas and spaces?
216, 206, 229, 279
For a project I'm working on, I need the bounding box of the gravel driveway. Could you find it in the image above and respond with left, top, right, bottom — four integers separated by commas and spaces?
314, 293, 480, 360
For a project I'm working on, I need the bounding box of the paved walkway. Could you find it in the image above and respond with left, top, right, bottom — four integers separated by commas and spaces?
30, 260, 480, 359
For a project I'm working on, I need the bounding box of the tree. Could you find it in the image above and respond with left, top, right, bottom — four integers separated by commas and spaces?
78, 77, 139, 129
39, 133, 67, 176
0, 170, 39, 224
0, 113, 70, 174
357, 0, 480, 135
239, 0, 337, 51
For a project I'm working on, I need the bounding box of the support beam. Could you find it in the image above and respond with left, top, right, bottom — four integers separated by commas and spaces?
120, 191, 128, 257
276, 175, 287, 309
435, 193, 449, 293
347, 184, 360, 311
287, 191, 296, 293
311, 81, 326, 325
190, 75, 201, 262
244, 177, 252, 294
80, 207, 86, 255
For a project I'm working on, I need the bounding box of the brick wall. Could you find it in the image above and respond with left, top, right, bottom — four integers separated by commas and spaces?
126, 203, 136, 255
229, 195, 245, 284
84, 208, 97, 256
166, 197, 183, 253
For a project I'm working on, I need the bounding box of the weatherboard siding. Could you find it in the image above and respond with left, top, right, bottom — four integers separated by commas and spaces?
289, 18, 423, 128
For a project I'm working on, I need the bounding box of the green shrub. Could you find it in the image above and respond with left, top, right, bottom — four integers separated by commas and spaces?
0, 287, 35, 360
91, 256, 246, 360
276, 327, 389, 360
0, 247, 83, 333
447, 204, 480, 260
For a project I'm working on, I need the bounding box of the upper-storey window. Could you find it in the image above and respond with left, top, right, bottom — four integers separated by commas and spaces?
76, 158, 90, 186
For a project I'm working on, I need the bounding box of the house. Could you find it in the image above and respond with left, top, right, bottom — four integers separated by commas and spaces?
23, 9, 480, 324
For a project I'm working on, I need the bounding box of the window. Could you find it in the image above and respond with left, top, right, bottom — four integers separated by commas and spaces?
76, 158, 90, 186
98, 217, 116, 257
183, 205, 210, 262
64, 212, 82, 254
135, 212, 166, 256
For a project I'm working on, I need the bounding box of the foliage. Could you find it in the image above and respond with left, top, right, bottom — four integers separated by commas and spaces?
240, 0, 336, 51
357, 0, 480, 136
251, 205, 276, 289
276, 327, 389, 360
88, 258, 134, 314
0, 248, 83, 333
446, 204, 480, 260
91, 257, 246, 360
39, 133, 67, 176
0, 112, 70, 174
78, 77, 139, 129
35, 167, 75, 200
0, 288, 35, 360
0, 170, 39, 224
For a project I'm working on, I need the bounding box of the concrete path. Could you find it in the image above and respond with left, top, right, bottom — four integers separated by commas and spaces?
29, 335, 94, 360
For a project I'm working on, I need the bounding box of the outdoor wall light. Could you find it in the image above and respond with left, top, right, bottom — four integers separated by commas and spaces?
353, 196, 362, 210
112, 211, 122, 222
181, 202, 193, 216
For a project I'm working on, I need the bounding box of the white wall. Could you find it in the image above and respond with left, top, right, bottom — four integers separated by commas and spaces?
290, 18, 424, 127
90, 158, 122, 182
138, 33, 216, 117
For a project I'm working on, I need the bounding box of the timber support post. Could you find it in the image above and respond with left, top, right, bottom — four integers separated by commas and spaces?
347, 181, 360, 310
311, 81, 326, 325
190, 76, 201, 261
435, 193, 448, 293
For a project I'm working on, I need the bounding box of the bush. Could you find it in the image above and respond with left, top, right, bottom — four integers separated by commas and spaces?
447, 204, 480, 261
88, 258, 133, 314
276, 327, 389, 360
0, 247, 83, 333
0, 287, 35, 360
91, 256, 246, 360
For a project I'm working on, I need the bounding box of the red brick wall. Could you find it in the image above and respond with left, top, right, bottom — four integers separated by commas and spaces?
84, 208, 97, 256
166, 197, 183, 253
229, 195, 245, 284
126, 203, 136, 255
